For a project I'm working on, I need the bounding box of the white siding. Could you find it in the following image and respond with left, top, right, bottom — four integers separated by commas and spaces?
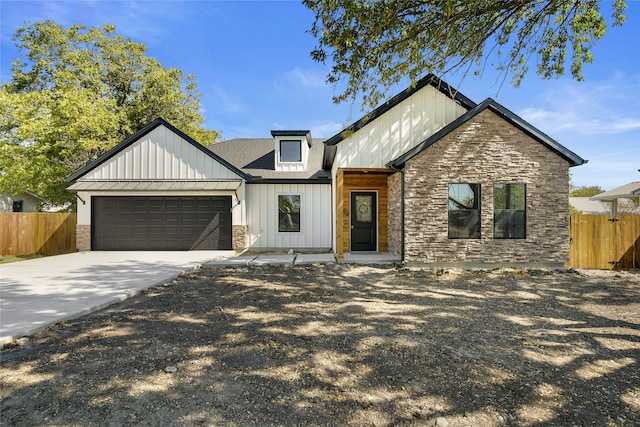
0, 193, 41, 212
85, 125, 241, 180
246, 183, 332, 249
332, 84, 468, 172
274, 137, 310, 172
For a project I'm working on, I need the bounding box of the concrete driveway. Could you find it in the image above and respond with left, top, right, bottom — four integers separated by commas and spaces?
0, 251, 233, 344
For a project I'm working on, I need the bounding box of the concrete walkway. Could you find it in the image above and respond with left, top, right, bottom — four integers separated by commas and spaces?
0, 251, 233, 344
205, 252, 401, 267
205, 252, 339, 267
1, 250, 400, 344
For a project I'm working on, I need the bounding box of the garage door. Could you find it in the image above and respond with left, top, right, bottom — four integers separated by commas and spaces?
92, 196, 232, 250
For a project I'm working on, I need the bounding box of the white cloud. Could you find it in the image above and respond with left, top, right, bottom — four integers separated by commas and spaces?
280, 67, 327, 90
210, 85, 243, 114
517, 74, 640, 135
519, 107, 640, 134
265, 120, 343, 137
309, 120, 344, 138
572, 156, 640, 190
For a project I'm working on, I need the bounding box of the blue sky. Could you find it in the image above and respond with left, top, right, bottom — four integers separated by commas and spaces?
1, 0, 639, 190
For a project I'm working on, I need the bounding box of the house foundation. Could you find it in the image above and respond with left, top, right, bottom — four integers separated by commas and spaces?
76, 224, 91, 252
232, 225, 247, 250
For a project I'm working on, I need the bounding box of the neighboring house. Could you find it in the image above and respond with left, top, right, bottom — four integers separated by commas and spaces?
590, 181, 640, 214
0, 192, 43, 212
569, 197, 611, 214
67, 74, 586, 266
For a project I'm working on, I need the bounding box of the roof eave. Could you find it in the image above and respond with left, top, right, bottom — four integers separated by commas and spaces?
271, 130, 313, 147
324, 74, 477, 148
66, 118, 252, 183
249, 177, 331, 185
482, 100, 587, 167
387, 98, 587, 169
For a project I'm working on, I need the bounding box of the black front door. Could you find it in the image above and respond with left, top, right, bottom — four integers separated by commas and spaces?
351, 192, 377, 251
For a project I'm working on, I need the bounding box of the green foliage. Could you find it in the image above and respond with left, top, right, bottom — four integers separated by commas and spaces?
304, 0, 627, 109
494, 183, 526, 209
570, 185, 604, 197
0, 21, 220, 206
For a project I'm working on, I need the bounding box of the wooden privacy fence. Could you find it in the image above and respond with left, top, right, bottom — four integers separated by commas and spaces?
0, 213, 77, 256
569, 214, 640, 269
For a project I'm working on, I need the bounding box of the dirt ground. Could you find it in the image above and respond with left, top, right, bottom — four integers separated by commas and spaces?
1, 264, 639, 427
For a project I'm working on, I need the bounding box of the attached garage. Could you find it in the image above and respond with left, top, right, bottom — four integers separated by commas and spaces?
92, 196, 232, 250
67, 119, 252, 252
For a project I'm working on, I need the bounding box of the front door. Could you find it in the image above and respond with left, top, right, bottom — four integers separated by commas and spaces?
351, 191, 377, 251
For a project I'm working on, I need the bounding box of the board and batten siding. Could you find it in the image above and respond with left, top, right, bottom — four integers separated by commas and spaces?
84, 125, 241, 181
246, 183, 331, 249
332, 84, 468, 172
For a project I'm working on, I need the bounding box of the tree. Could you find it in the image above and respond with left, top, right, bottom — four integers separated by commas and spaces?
0, 21, 220, 207
569, 185, 604, 197
304, 0, 627, 109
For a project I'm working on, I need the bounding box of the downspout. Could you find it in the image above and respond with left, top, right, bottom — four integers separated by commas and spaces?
389, 165, 405, 264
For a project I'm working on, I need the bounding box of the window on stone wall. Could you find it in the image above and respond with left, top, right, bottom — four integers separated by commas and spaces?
448, 184, 481, 239
278, 195, 301, 232
494, 183, 526, 239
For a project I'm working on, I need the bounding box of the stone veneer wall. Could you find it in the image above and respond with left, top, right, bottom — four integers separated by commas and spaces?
232, 225, 247, 250
76, 224, 91, 252
402, 109, 571, 265
387, 172, 403, 257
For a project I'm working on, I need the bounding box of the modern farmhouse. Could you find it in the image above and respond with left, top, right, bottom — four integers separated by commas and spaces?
67, 74, 586, 266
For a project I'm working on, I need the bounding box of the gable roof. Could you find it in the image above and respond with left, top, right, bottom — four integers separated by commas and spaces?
208, 137, 330, 182
386, 98, 587, 169
323, 74, 477, 148
66, 117, 252, 182
569, 197, 609, 214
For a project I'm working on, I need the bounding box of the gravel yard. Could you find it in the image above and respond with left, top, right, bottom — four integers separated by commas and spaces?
1, 264, 639, 426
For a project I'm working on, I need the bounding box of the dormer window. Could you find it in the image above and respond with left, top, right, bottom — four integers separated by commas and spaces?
271, 130, 312, 172
280, 140, 302, 162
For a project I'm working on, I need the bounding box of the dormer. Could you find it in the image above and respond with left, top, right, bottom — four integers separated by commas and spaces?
271, 130, 312, 172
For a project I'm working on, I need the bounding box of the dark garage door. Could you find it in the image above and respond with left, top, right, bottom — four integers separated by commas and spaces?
92, 196, 232, 250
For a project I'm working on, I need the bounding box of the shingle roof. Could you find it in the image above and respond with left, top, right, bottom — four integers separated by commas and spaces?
590, 181, 640, 201
387, 98, 587, 169
208, 137, 330, 182
569, 197, 609, 214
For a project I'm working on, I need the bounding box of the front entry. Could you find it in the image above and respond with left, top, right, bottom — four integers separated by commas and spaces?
351, 191, 377, 251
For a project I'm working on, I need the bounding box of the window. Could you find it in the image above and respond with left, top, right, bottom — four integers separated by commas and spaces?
12, 200, 24, 212
494, 184, 526, 239
278, 195, 300, 232
448, 184, 481, 239
280, 140, 302, 162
